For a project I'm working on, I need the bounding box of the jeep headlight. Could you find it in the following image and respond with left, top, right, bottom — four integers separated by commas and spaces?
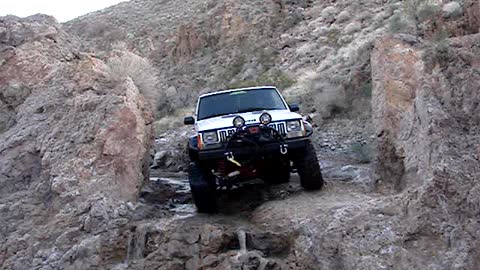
233, 116, 246, 128
286, 120, 304, 138
259, 113, 272, 125
202, 131, 219, 144
287, 120, 302, 132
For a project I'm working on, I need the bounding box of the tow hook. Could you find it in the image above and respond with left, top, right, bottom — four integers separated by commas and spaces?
225, 152, 242, 167
280, 144, 288, 155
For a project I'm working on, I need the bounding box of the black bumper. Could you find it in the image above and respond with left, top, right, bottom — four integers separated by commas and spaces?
197, 137, 310, 161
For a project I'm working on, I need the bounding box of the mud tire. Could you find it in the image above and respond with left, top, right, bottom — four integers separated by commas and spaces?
293, 141, 324, 190
188, 162, 217, 213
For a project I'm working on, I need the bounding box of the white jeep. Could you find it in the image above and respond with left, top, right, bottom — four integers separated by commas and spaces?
184, 86, 323, 213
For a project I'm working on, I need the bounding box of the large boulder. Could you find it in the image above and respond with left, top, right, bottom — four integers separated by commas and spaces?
0, 15, 153, 269
370, 34, 480, 267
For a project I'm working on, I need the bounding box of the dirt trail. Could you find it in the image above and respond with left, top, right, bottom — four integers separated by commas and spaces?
124, 142, 378, 269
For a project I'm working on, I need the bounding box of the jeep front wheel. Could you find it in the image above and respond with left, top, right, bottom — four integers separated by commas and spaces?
188, 162, 217, 213
293, 141, 324, 190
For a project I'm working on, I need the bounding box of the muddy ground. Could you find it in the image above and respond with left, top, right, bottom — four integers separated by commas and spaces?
121, 120, 377, 269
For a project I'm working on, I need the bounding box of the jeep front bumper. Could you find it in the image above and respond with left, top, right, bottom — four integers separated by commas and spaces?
197, 137, 310, 161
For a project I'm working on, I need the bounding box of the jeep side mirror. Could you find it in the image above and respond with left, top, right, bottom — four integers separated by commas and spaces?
184, 116, 195, 125
289, 104, 300, 112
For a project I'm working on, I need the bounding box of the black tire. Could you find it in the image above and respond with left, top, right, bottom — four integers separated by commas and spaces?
261, 158, 291, 184
188, 162, 217, 213
293, 141, 324, 190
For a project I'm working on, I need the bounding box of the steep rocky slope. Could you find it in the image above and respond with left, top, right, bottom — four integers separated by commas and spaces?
64, 0, 377, 120
65, 0, 479, 126
0, 15, 153, 269
1, 0, 479, 269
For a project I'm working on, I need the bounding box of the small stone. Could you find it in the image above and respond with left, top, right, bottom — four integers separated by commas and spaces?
442, 2, 462, 18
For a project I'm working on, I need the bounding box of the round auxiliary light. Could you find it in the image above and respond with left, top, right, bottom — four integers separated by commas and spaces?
260, 113, 272, 125
233, 116, 246, 128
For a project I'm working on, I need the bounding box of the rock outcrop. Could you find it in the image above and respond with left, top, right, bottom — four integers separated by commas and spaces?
0, 15, 153, 269
249, 33, 480, 270
370, 33, 480, 268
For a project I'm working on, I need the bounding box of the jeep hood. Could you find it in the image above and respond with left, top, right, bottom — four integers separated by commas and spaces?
195, 109, 301, 132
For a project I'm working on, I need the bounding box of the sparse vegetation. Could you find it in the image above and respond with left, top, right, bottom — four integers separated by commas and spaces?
389, 13, 410, 34
325, 27, 341, 47
403, 0, 438, 22
223, 54, 247, 79
227, 69, 297, 90
423, 27, 451, 70
107, 51, 160, 110
154, 109, 190, 135
313, 86, 346, 119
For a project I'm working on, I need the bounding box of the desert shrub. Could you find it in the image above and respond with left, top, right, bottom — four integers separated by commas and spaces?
227, 69, 297, 90
389, 0, 441, 34
416, 2, 439, 22
153, 107, 194, 136
325, 27, 341, 47
257, 47, 277, 69
111, 41, 128, 51
389, 13, 410, 33
107, 51, 160, 110
312, 82, 347, 119
423, 27, 451, 70
224, 54, 247, 79
403, 0, 437, 20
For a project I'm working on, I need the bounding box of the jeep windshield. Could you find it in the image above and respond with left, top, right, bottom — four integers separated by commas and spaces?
197, 88, 287, 120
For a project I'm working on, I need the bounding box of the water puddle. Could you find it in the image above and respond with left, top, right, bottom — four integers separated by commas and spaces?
146, 176, 196, 218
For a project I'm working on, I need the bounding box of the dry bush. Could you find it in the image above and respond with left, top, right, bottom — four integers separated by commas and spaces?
313, 85, 346, 119
227, 69, 297, 91
107, 51, 160, 110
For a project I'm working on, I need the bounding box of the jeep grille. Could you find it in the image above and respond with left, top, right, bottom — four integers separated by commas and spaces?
218, 122, 287, 142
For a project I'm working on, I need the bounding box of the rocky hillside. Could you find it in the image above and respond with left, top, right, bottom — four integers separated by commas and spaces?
0, 15, 154, 269
0, 0, 479, 269
63, 0, 377, 122
65, 0, 479, 124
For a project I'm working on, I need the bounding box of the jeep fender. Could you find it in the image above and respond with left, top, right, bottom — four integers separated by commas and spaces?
188, 136, 199, 161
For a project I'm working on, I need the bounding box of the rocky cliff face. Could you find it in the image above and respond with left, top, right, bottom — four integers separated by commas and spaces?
0, 15, 153, 269
63, 0, 381, 119
368, 33, 480, 268
1, 1, 479, 270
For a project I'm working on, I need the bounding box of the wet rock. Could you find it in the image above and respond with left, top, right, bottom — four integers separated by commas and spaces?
246, 232, 293, 257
